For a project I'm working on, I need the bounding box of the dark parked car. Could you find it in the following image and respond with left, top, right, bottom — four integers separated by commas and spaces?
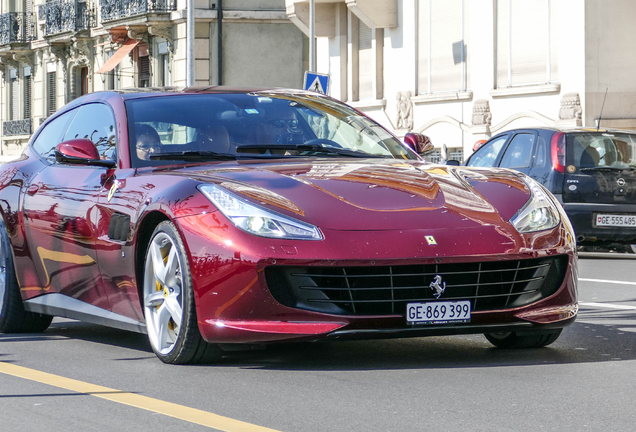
0, 89, 577, 364
465, 127, 636, 250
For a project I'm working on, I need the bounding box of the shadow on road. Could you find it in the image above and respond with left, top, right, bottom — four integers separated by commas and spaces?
2, 306, 634, 371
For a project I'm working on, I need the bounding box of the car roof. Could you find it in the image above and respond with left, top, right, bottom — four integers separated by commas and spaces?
56, 86, 331, 116
75, 86, 319, 101
496, 126, 636, 135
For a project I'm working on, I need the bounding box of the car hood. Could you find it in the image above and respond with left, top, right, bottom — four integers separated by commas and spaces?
162, 159, 531, 231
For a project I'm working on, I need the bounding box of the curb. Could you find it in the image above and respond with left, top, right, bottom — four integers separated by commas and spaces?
578, 252, 636, 260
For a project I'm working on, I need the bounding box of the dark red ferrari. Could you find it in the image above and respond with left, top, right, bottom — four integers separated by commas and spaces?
0, 88, 578, 364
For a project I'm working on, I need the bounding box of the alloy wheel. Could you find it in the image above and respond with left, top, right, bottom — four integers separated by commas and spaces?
143, 232, 184, 355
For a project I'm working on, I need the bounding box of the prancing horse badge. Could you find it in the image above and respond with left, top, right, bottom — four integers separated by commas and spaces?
425, 235, 437, 245
107, 180, 121, 202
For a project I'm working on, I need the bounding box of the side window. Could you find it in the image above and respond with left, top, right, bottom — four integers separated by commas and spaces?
500, 133, 535, 168
31, 109, 78, 159
533, 135, 547, 167
467, 136, 508, 167
63, 103, 117, 160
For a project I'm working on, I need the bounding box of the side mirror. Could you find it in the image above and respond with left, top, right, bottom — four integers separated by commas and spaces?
55, 139, 116, 168
404, 133, 434, 155
446, 160, 460, 166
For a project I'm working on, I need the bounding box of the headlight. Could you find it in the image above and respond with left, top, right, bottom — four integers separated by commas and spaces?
510, 176, 560, 233
198, 184, 323, 240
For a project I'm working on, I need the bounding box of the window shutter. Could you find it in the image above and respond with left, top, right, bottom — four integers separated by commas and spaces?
417, 0, 430, 94
430, 0, 467, 92
497, 0, 558, 87
418, 0, 470, 94
10, 69, 19, 121
139, 55, 150, 87
47, 71, 57, 116
358, 20, 374, 100
24, 71, 31, 119
159, 54, 170, 86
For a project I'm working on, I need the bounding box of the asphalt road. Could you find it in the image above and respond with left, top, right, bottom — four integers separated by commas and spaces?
2, 255, 636, 432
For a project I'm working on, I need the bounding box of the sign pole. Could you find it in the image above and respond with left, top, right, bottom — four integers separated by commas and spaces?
186, 0, 194, 86
309, 0, 315, 72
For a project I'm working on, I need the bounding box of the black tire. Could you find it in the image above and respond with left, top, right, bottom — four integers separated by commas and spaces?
0, 221, 53, 333
484, 329, 563, 349
142, 221, 222, 364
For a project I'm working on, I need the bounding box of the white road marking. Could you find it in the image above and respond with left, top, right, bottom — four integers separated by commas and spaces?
579, 302, 636, 311
579, 278, 636, 286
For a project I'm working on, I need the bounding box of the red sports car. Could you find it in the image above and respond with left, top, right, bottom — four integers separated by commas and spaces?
0, 88, 578, 364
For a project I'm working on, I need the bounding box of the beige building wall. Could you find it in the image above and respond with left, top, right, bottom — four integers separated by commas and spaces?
585, 0, 636, 129
288, 0, 636, 161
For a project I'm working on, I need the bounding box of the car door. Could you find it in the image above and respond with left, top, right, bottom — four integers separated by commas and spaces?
22, 104, 116, 309
93, 167, 148, 323
497, 131, 538, 176
465, 134, 510, 167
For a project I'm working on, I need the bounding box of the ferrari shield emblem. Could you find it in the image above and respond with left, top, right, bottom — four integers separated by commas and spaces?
425, 235, 437, 245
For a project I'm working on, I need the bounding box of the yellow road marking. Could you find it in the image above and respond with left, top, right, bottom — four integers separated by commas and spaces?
0, 362, 281, 432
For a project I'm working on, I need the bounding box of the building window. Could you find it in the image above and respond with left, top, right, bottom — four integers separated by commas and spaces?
139, 55, 150, 87
157, 40, 170, 86
349, 13, 383, 101
417, 0, 470, 95
105, 50, 120, 90
47, 70, 57, 116
80, 67, 89, 95
70, 66, 89, 101
496, 0, 558, 88
9, 68, 19, 121
23, 66, 31, 120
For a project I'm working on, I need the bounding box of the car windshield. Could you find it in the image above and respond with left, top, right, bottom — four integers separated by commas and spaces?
567, 132, 636, 170
125, 93, 416, 167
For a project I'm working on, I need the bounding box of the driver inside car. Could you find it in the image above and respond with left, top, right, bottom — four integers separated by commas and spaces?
257, 107, 305, 146
135, 124, 162, 161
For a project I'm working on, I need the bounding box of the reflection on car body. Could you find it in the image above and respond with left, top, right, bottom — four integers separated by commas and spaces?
465, 127, 636, 250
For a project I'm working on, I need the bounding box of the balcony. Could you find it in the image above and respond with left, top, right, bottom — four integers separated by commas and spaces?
100, 0, 176, 23
0, 12, 36, 45
3, 119, 32, 136
40, 0, 95, 37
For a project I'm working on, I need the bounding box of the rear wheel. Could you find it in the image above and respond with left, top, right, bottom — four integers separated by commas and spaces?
484, 329, 562, 349
0, 221, 52, 333
142, 221, 222, 364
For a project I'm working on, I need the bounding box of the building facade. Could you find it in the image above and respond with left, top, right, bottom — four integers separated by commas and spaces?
287, 0, 636, 162
3, 0, 636, 164
0, 0, 305, 160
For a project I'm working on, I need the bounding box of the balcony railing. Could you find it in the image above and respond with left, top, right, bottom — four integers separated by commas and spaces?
3, 119, 32, 136
0, 12, 36, 45
100, 0, 176, 22
41, 0, 95, 36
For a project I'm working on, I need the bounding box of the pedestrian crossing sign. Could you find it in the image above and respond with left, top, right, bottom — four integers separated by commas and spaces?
303, 71, 330, 95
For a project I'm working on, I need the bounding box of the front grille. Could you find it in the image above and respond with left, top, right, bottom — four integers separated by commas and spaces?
265, 256, 568, 316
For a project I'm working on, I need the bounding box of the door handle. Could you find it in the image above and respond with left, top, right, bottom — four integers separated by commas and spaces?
27, 184, 40, 196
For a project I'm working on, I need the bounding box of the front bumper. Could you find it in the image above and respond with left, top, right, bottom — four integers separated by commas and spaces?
176, 213, 578, 344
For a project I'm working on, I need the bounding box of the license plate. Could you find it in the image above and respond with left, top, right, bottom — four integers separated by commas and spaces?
595, 214, 636, 227
406, 301, 471, 325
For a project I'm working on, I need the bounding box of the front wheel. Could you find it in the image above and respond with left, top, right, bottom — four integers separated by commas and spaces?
142, 221, 221, 364
0, 221, 52, 333
484, 329, 562, 349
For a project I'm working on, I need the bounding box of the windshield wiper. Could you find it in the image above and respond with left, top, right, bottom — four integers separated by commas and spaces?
235, 144, 385, 158
579, 166, 633, 172
150, 151, 237, 161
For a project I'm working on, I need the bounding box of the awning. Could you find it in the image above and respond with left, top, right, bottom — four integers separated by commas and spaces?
97, 39, 140, 73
